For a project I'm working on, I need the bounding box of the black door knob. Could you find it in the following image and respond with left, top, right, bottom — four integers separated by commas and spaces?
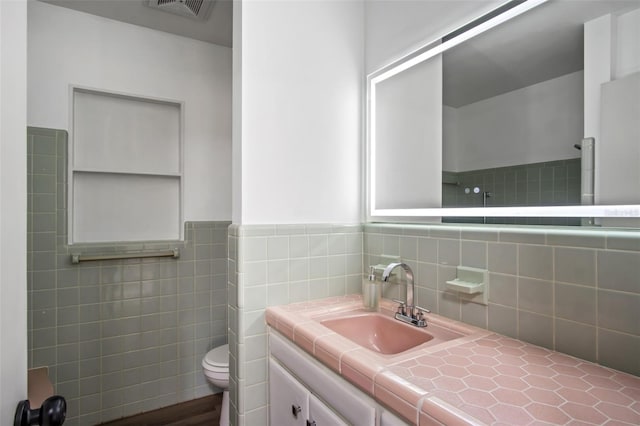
40, 396, 66, 426
14, 395, 66, 426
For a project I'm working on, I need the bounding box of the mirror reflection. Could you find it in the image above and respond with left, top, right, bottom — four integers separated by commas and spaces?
371, 0, 640, 226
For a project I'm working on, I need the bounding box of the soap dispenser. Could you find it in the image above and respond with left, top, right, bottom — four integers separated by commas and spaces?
362, 266, 381, 311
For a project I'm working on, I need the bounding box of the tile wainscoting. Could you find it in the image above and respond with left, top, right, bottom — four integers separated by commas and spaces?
230, 222, 638, 425
27, 127, 229, 424
29, 125, 638, 424
227, 224, 363, 426
363, 223, 639, 376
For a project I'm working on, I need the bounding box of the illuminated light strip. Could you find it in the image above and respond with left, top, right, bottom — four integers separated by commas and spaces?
370, 0, 548, 86
367, 0, 640, 220
373, 205, 640, 218
369, 0, 548, 218
369, 82, 377, 216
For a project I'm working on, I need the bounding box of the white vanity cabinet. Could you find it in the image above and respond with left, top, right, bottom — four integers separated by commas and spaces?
268, 329, 408, 426
269, 358, 310, 426
380, 410, 411, 426
269, 359, 348, 426
309, 394, 349, 426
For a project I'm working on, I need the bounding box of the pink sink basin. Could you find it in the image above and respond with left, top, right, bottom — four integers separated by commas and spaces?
319, 312, 465, 355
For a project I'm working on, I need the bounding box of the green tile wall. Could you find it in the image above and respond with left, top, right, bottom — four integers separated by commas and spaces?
229, 221, 639, 426
443, 158, 582, 225
29, 126, 638, 426
27, 127, 229, 425
363, 223, 640, 376
227, 224, 363, 426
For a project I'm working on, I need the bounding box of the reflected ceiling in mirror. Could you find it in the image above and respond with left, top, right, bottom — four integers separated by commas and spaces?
367, 0, 640, 225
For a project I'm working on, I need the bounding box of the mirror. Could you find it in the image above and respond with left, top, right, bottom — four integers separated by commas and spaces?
368, 0, 640, 226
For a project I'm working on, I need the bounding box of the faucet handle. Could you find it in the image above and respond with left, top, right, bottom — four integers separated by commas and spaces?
414, 306, 430, 326
415, 305, 431, 314
391, 298, 406, 315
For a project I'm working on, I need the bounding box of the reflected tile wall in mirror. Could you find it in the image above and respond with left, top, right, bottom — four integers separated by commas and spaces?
443, 158, 582, 226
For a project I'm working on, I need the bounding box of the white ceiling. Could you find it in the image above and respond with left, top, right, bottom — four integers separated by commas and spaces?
39, 0, 233, 47
444, 0, 640, 107
37, 1, 639, 106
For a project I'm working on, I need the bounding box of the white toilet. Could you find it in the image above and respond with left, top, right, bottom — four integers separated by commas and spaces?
202, 344, 229, 426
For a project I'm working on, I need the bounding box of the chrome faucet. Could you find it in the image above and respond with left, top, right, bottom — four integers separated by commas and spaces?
382, 262, 430, 327
382, 262, 415, 312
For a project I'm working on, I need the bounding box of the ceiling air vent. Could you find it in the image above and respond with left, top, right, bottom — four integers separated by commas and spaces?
145, 0, 215, 20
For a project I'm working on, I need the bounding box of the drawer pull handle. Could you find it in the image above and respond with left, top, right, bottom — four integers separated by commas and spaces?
292, 404, 302, 418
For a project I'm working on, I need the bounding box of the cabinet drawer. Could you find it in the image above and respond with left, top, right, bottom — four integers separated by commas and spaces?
310, 394, 349, 426
269, 359, 309, 426
270, 330, 377, 426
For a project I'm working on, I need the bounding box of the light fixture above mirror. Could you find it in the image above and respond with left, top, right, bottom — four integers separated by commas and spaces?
367, 0, 640, 226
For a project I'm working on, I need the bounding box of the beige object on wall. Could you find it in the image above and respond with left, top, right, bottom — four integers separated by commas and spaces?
27, 368, 54, 410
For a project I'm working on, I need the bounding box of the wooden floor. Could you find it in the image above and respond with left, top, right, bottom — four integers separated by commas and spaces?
99, 394, 222, 426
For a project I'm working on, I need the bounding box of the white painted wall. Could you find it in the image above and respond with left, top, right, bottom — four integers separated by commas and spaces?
365, 0, 501, 73
0, 0, 28, 421
235, 0, 363, 224
615, 8, 640, 80
28, 1, 232, 222
599, 72, 640, 205
584, 14, 613, 164
443, 105, 459, 172
445, 71, 583, 172
599, 71, 640, 228
375, 57, 442, 209
232, 0, 243, 225
584, 8, 640, 208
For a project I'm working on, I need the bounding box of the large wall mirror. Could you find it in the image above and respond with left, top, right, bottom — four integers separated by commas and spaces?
368, 0, 640, 226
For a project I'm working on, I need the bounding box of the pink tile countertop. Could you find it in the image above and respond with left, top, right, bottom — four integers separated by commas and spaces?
265, 295, 640, 425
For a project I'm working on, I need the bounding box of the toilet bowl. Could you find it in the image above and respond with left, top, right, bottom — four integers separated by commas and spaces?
202, 344, 229, 426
